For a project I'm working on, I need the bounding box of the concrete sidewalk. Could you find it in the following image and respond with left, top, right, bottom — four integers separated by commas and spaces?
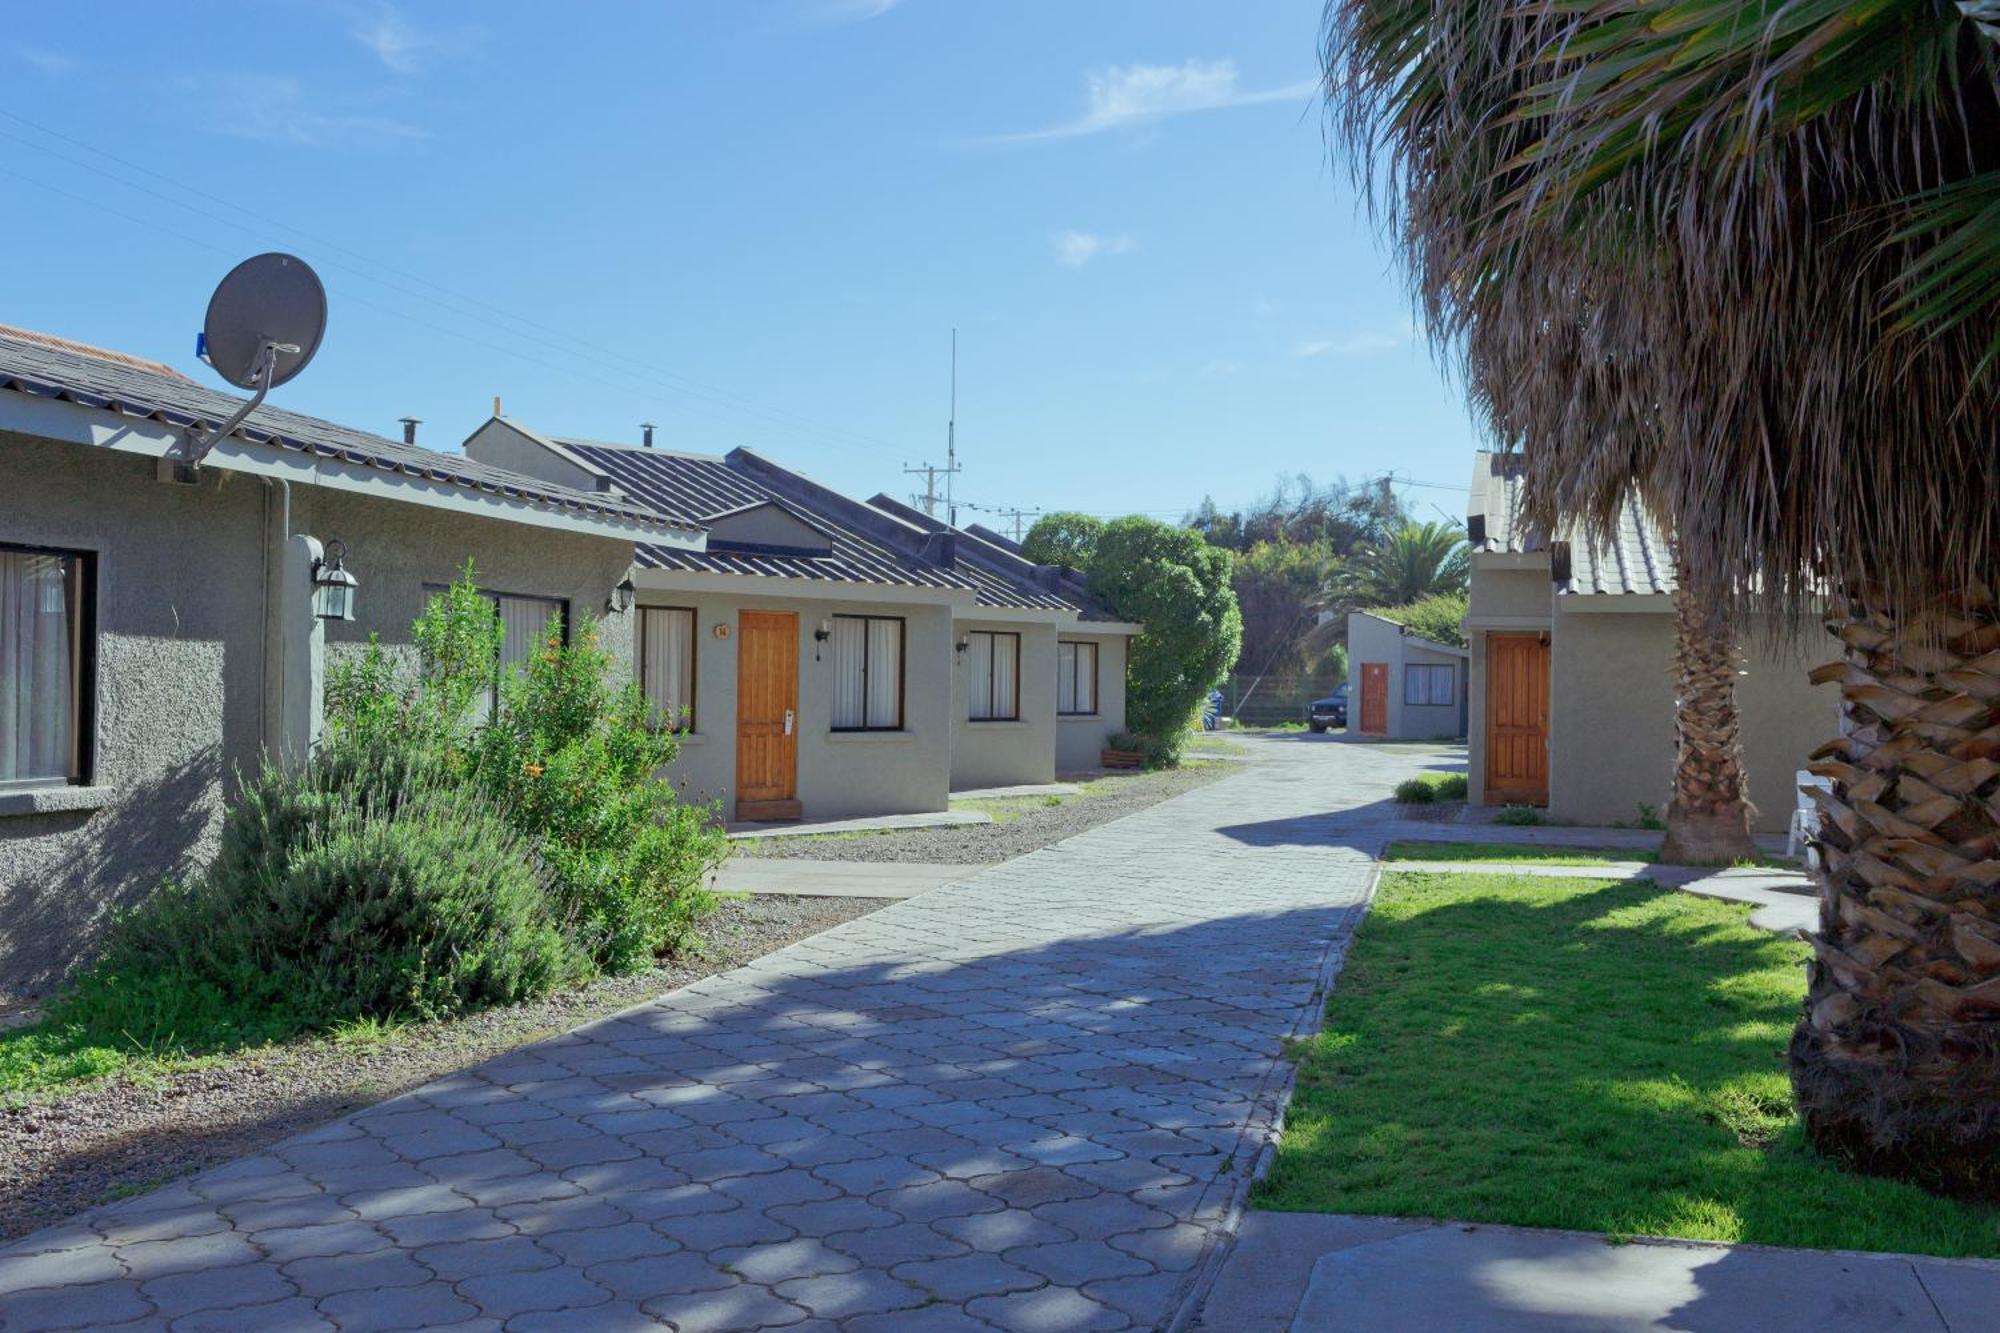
709, 858, 985, 899
1196, 1213, 2000, 1332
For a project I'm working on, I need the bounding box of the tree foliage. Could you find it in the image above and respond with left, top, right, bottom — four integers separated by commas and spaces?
1086, 517, 1242, 762
1020, 511, 1104, 572
1368, 592, 1468, 650
1188, 473, 1403, 554
1343, 522, 1469, 608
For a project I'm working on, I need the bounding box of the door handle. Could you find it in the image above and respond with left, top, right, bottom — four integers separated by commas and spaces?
784, 709, 794, 736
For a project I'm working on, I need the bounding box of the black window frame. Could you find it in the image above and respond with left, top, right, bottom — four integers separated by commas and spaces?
967, 629, 1022, 722
1056, 639, 1099, 717
0, 541, 95, 790
830, 613, 906, 732
1404, 661, 1455, 707
421, 582, 571, 714
639, 604, 698, 733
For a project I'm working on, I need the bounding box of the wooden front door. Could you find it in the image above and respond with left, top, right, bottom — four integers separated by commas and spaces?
1358, 662, 1389, 735
1485, 632, 1550, 805
735, 611, 801, 821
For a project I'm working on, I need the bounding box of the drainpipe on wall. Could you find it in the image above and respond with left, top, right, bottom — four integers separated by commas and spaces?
261, 477, 291, 761
276, 534, 328, 766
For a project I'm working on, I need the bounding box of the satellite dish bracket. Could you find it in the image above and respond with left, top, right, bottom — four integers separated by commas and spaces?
176, 339, 298, 469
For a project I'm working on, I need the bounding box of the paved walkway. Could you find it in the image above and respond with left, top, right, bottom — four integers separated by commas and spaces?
0, 736, 1423, 1332
713, 861, 985, 900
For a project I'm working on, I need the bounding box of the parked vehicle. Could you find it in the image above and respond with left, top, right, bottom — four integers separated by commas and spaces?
1307, 684, 1348, 733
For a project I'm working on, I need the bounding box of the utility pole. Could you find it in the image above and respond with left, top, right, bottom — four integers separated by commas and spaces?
902, 461, 958, 517
997, 507, 1036, 542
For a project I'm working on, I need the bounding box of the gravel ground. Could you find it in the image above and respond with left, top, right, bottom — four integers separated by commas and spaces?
0, 894, 882, 1243
738, 758, 1240, 864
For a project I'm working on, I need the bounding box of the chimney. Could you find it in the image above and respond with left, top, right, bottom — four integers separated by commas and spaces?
399, 416, 421, 445
641, 422, 656, 448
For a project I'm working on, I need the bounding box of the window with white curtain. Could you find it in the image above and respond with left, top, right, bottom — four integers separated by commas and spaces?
423, 583, 568, 718
967, 630, 1020, 721
830, 614, 902, 730
1057, 640, 1098, 716
1, 545, 89, 788
1404, 662, 1456, 706
640, 606, 696, 731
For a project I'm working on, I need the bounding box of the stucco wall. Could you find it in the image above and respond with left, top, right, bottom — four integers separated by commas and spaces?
1465, 559, 1555, 806
637, 589, 954, 820
1548, 603, 1832, 832
949, 620, 1057, 791
0, 434, 634, 1001
1055, 632, 1128, 774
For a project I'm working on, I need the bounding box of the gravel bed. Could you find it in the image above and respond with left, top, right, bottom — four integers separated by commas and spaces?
738, 759, 1239, 864
0, 894, 883, 1243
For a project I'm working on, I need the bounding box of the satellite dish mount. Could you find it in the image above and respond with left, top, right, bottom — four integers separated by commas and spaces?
174, 253, 327, 473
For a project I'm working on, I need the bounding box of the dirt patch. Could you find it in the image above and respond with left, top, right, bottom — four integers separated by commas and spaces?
0, 894, 883, 1243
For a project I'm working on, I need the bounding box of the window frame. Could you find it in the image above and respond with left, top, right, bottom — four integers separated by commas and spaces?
639, 605, 698, 733
421, 583, 571, 716
830, 613, 905, 732
966, 629, 1022, 722
1056, 639, 1099, 717
1404, 661, 1455, 707
0, 542, 95, 791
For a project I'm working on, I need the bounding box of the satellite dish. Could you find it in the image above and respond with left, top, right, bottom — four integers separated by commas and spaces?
174, 253, 328, 471
201, 253, 326, 389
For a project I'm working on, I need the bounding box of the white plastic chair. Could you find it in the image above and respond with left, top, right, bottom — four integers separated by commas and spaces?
1789, 771, 1835, 867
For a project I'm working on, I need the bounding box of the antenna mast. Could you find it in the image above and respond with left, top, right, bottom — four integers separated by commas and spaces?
946, 328, 958, 527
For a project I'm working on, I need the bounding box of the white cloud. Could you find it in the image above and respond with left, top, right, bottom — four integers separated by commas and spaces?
18, 47, 78, 76
1295, 331, 1402, 359
177, 73, 429, 150
995, 59, 1316, 144
346, 3, 479, 74
1055, 231, 1136, 268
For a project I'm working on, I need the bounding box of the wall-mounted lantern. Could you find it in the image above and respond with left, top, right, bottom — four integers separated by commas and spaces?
954, 634, 971, 654
311, 539, 358, 621
813, 619, 832, 662
607, 575, 636, 615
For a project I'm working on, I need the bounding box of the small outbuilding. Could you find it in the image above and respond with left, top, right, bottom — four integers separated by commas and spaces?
1345, 610, 1469, 739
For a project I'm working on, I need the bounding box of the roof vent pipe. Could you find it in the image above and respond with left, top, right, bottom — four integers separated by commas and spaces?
399, 416, 420, 444
641, 422, 656, 448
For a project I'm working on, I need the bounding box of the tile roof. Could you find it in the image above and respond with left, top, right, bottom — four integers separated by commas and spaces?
0, 327, 688, 535
562, 441, 983, 595
864, 495, 1080, 613
1468, 451, 1676, 597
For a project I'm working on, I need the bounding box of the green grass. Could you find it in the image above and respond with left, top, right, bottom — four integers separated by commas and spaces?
1257, 870, 2000, 1257
950, 794, 1068, 824
1383, 840, 1658, 866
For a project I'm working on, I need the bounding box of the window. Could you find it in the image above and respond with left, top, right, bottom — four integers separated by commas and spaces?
1405, 662, 1456, 707
1, 544, 91, 788
966, 631, 1020, 722
423, 583, 568, 717
640, 606, 696, 731
830, 615, 903, 730
1057, 640, 1099, 716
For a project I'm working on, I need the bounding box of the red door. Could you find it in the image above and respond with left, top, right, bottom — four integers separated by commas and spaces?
1485, 633, 1550, 804
1359, 662, 1389, 736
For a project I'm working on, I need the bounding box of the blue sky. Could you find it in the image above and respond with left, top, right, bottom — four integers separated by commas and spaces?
4, 2, 1482, 528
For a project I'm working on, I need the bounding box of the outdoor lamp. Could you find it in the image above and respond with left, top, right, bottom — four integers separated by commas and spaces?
310, 539, 358, 621
608, 575, 636, 615
955, 635, 970, 654
813, 619, 832, 662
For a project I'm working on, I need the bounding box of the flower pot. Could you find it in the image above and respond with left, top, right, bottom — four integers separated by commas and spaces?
1101, 748, 1145, 770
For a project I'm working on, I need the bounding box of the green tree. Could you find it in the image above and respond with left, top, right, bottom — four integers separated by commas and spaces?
1343, 522, 1468, 607
1325, 0, 2000, 1195
1086, 517, 1242, 762
1233, 539, 1343, 676
1368, 592, 1467, 650
1020, 511, 1104, 572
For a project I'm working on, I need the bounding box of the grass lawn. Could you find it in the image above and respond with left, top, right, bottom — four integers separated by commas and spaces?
1256, 870, 2000, 1258
1383, 840, 1658, 866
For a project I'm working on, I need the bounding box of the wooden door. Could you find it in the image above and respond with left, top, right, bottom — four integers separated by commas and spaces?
735, 611, 801, 821
1485, 633, 1550, 805
1358, 662, 1389, 736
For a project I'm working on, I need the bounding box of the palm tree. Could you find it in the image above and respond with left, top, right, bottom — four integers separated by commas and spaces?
1660, 563, 1759, 865
1343, 521, 1468, 607
1325, 3, 2000, 1198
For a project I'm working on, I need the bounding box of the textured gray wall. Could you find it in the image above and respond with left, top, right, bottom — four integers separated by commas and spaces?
0, 434, 634, 1001
1054, 632, 1128, 774
949, 620, 1058, 791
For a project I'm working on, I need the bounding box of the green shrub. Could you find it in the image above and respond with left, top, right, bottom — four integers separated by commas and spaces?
1494, 804, 1544, 826
329, 565, 727, 974
1434, 773, 1469, 800
56, 751, 575, 1049
1394, 777, 1439, 804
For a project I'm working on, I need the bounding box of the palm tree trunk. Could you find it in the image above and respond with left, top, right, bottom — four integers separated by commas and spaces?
1790, 589, 2000, 1202
1659, 575, 1760, 864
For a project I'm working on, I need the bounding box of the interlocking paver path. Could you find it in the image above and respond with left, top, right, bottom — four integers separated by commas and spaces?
0, 737, 1446, 1332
